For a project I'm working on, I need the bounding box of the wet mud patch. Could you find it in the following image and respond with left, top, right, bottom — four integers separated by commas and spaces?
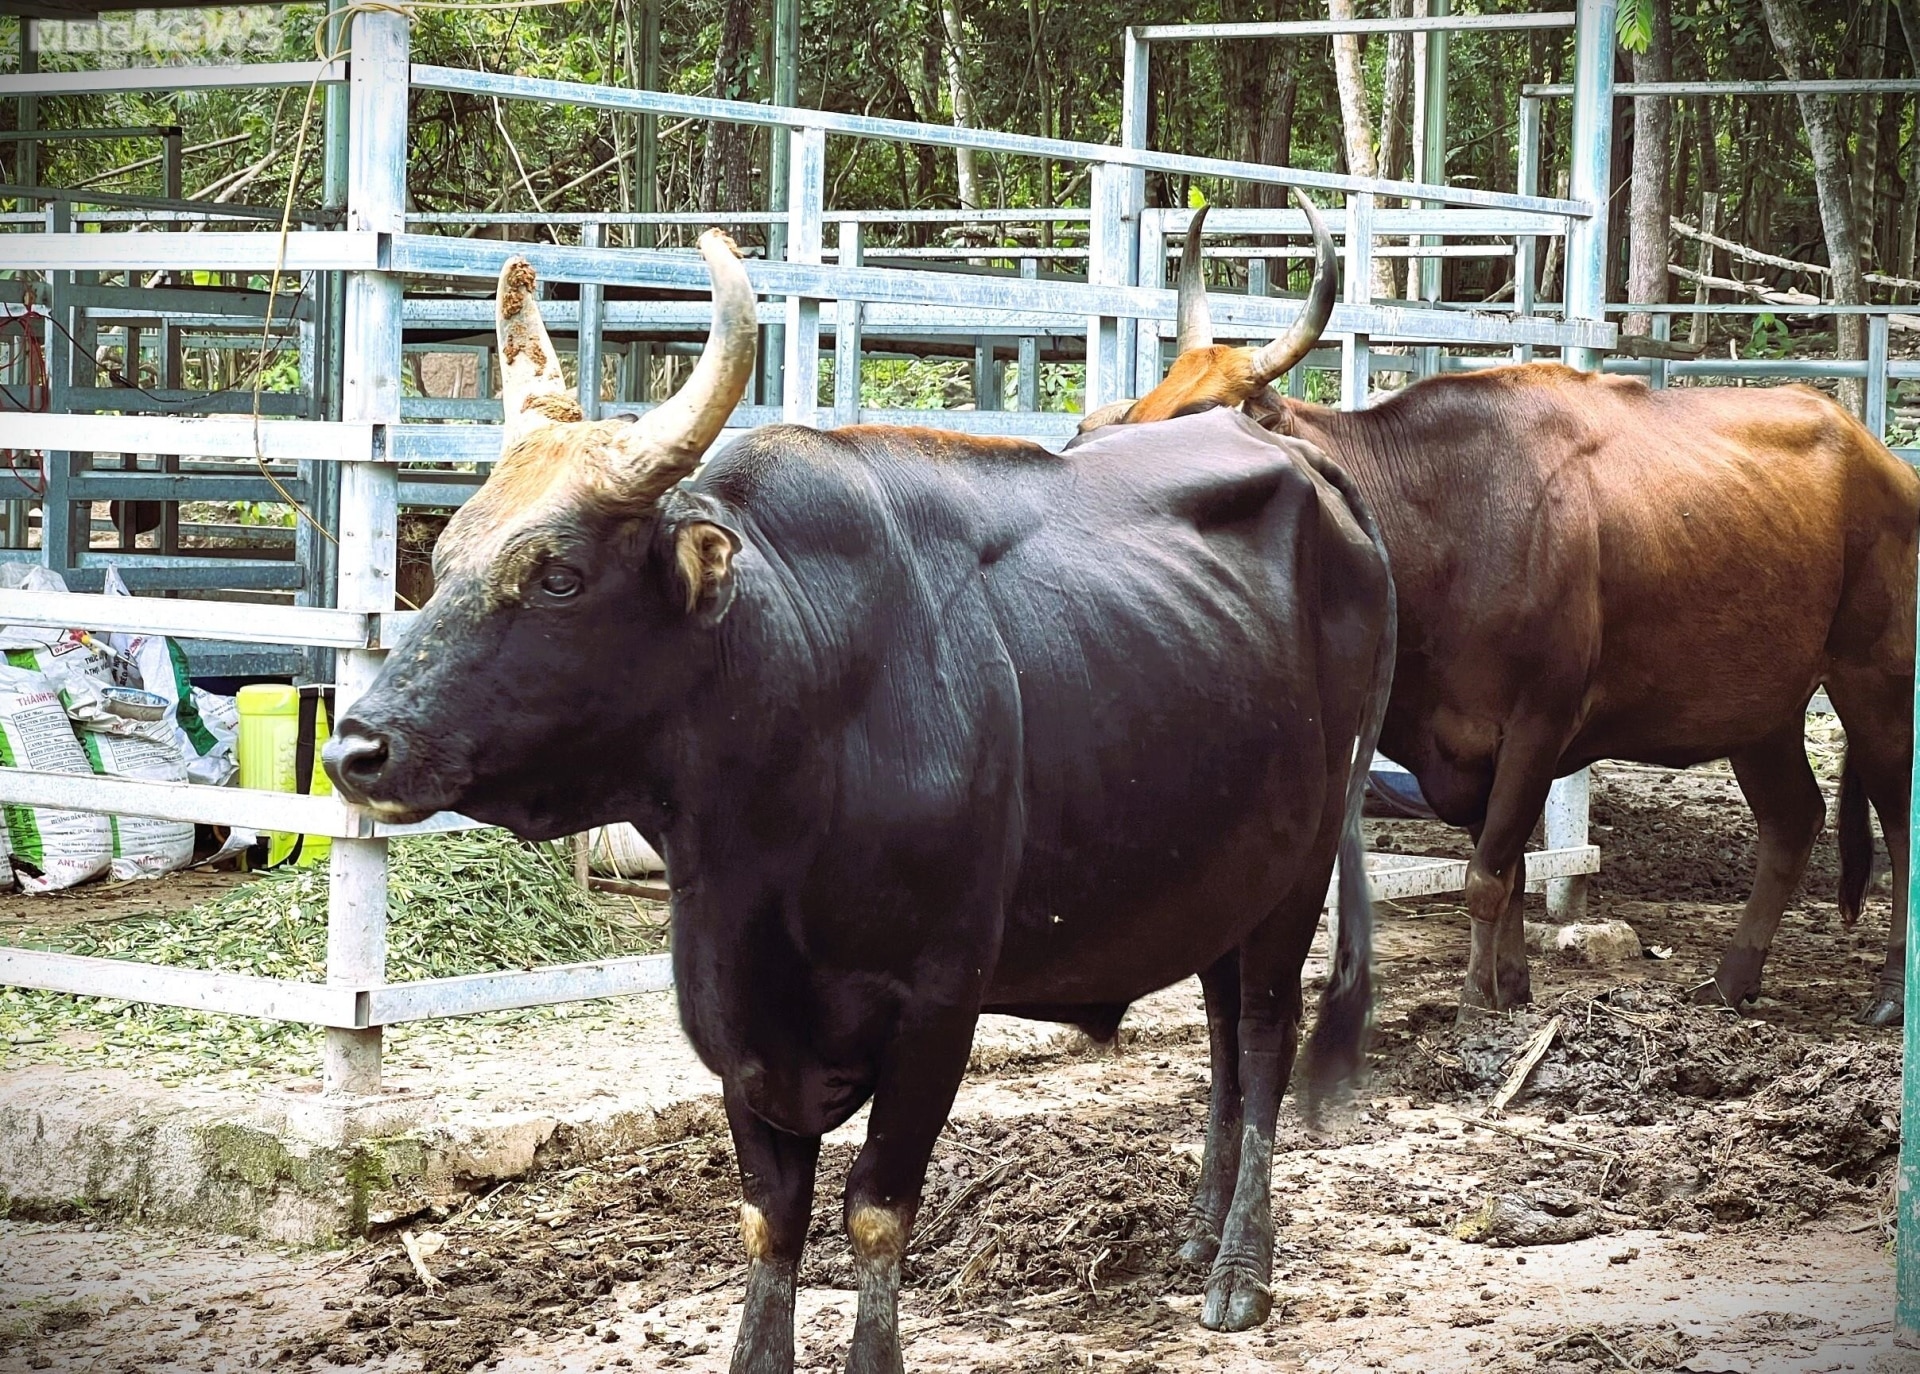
283, 1094, 1241, 1373
248, 755, 1903, 1374
1374, 981, 1900, 1231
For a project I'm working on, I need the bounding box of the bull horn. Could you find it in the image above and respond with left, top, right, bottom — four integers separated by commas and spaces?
610, 228, 759, 500
1245, 187, 1337, 388
496, 256, 583, 450
1175, 204, 1213, 352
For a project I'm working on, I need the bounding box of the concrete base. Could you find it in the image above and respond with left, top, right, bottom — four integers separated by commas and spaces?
0, 973, 1225, 1247
271, 1084, 437, 1147
1525, 918, 1644, 966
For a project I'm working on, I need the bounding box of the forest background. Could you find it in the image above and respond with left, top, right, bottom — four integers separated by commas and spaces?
2, 0, 1912, 416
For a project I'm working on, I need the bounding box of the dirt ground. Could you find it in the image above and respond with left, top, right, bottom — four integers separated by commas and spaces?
2, 758, 1915, 1374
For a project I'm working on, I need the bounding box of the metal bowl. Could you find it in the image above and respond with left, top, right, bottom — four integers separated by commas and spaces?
101, 686, 170, 722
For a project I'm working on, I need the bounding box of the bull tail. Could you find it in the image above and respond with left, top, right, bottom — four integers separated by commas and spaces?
1301, 452, 1396, 1112
1838, 750, 1874, 928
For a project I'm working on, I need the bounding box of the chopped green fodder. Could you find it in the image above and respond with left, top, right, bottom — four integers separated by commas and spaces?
0, 832, 663, 1083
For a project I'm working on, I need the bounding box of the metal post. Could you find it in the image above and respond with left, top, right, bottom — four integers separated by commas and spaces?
1134, 209, 1166, 390
1120, 28, 1151, 154
1115, 29, 1150, 380
1341, 194, 1374, 409
6, 24, 42, 545
1415, 0, 1450, 307
1867, 312, 1890, 442
1086, 164, 1135, 411
782, 127, 823, 426
1546, 0, 1616, 923
1017, 257, 1040, 411
40, 200, 74, 576
302, 0, 351, 686
833, 221, 863, 425
635, 0, 659, 224
326, 3, 408, 1100
1564, 0, 1616, 373
159, 128, 183, 558
577, 222, 605, 421
1648, 311, 1671, 390
973, 340, 1001, 410
1545, 766, 1591, 923
1689, 191, 1718, 349
632, 0, 660, 391
16, 21, 37, 205
1513, 94, 1541, 363
1901, 530, 1920, 1341
762, 0, 798, 408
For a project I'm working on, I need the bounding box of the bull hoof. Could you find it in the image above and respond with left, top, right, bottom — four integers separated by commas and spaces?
1496, 967, 1533, 1009
1176, 1223, 1221, 1269
1456, 993, 1499, 1025
1858, 996, 1903, 1029
1200, 1261, 1272, 1332
1688, 978, 1753, 1012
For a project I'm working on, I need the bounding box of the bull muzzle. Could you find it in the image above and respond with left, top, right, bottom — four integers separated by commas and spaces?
322, 721, 442, 824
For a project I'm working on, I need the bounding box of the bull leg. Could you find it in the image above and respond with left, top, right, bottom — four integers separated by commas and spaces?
1495, 850, 1532, 1008
1826, 668, 1914, 1026
1866, 782, 1911, 1027
1460, 741, 1559, 1019
724, 1087, 822, 1374
1201, 902, 1321, 1333
1179, 951, 1243, 1267
842, 1005, 977, 1374
1693, 723, 1824, 1010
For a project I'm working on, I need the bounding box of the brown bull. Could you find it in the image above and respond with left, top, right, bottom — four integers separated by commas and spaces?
1084, 198, 1919, 1025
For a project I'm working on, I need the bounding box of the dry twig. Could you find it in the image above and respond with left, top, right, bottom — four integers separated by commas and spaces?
1490, 1015, 1561, 1114
400, 1230, 444, 1291
1451, 1113, 1620, 1162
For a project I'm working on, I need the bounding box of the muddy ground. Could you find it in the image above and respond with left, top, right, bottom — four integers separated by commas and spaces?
2, 758, 1914, 1373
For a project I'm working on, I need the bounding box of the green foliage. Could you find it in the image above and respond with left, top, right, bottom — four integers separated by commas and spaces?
0, 832, 659, 1082
2, 0, 1903, 385
1746, 312, 1792, 359
1617, 0, 1656, 53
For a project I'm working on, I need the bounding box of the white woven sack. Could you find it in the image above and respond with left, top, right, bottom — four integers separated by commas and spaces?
0, 664, 112, 892
587, 824, 664, 877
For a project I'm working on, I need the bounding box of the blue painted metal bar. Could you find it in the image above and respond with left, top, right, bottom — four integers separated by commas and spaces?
1905, 542, 1920, 1341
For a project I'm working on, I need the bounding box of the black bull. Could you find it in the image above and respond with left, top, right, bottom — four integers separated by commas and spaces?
328, 402, 1394, 1369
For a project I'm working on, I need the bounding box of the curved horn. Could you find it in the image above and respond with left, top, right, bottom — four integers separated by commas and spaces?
1246, 187, 1337, 388
611, 228, 759, 499
496, 257, 582, 450
1175, 204, 1213, 352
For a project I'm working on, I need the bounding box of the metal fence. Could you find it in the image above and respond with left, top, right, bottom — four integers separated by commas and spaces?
0, 1, 1641, 1111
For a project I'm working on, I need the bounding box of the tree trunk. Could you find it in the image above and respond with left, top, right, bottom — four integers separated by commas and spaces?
1760, 0, 1866, 413
699, 0, 758, 214
1607, 48, 1634, 302
1624, 0, 1672, 336
938, 0, 981, 209
1901, 133, 1920, 296
1375, 0, 1414, 296
1690, 93, 1719, 199
1851, 0, 1888, 270
1029, 0, 1052, 238
1671, 98, 1693, 227
1326, 0, 1394, 299
1900, 0, 1920, 292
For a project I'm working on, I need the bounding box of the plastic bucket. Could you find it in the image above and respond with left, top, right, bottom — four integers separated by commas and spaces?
235, 684, 333, 868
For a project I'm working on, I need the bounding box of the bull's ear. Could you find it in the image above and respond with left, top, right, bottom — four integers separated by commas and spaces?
496, 257, 582, 451
672, 520, 741, 624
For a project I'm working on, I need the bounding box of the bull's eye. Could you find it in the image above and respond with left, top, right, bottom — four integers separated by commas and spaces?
536, 565, 584, 601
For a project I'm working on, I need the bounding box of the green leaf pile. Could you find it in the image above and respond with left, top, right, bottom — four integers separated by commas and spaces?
0, 832, 661, 1083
